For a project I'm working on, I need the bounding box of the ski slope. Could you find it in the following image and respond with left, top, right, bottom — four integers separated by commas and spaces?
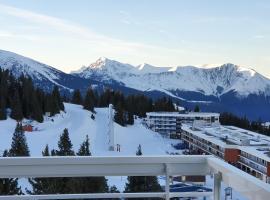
0, 103, 178, 156
0, 103, 247, 199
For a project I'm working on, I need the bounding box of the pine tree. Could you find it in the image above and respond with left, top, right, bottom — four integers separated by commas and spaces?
9, 123, 30, 157
114, 103, 125, 126
0, 97, 7, 120
0, 150, 22, 195
0, 122, 29, 195
10, 89, 23, 121
0, 72, 7, 120
42, 144, 50, 156
124, 145, 162, 200
53, 86, 64, 111
83, 88, 95, 112
56, 128, 75, 156
48, 86, 65, 116
77, 135, 91, 156
127, 111, 134, 125
71, 89, 83, 105
30, 91, 43, 122
21, 77, 33, 118
194, 105, 200, 112
136, 144, 142, 156
31, 130, 75, 195
70, 135, 109, 194
28, 145, 60, 195
109, 185, 120, 200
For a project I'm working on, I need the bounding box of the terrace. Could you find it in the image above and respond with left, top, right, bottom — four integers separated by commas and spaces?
0, 155, 269, 200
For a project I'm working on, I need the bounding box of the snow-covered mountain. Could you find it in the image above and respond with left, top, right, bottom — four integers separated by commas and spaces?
1, 50, 270, 120
0, 50, 91, 92
73, 57, 270, 98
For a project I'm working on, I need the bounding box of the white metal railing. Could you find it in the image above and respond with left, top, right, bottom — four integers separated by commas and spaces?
0, 155, 269, 200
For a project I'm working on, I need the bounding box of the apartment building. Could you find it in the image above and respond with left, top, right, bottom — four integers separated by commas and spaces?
145, 111, 220, 136
181, 124, 270, 183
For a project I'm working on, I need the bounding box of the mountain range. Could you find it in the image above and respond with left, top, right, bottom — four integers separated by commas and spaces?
1, 49, 270, 121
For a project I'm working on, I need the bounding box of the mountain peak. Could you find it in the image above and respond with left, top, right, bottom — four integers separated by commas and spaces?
89, 57, 109, 69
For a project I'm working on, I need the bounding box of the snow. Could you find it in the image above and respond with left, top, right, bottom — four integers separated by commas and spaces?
205, 175, 247, 200
0, 103, 249, 199
73, 58, 270, 97
0, 103, 178, 157
0, 102, 179, 193
0, 49, 70, 90
1, 49, 270, 98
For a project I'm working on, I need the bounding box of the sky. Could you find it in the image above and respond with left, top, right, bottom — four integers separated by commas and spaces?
0, 0, 270, 77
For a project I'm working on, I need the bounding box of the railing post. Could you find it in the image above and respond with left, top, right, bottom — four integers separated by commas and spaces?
165, 163, 170, 200
214, 172, 222, 200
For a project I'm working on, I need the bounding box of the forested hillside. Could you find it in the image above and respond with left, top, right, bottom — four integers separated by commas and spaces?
0, 69, 64, 122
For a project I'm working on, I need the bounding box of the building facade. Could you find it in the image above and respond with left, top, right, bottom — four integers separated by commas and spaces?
145, 111, 220, 137
181, 124, 270, 183
145, 111, 270, 184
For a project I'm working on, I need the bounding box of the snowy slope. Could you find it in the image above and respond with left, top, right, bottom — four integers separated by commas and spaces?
0, 50, 71, 90
0, 103, 249, 199
73, 58, 270, 97
0, 103, 178, 156
0, 50, 93, 92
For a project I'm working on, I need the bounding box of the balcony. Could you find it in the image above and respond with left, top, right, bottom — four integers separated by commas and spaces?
238, 156, 267, 174
0, 155, 269, 200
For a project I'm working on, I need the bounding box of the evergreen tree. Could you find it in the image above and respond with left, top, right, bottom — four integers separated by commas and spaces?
0, 72, 7, 120
136, 144, 142, 156
194, 105, 200, 112
77, 135, 91, 156
0, 97, 6, 120
56, 128, 75, 156
53, 86, 64, 111
70, 135, 109, 194
42, 144, 50, 156
109, 185, 120, 193
109, 185, 120, 200
10, 89, 23, 121
127, 111, 134, 125
0, 122, 29, 195
124, 145, 162, 199
21, 77, 33, 118
114, 103, 125, 126
30, 90, 43, 122
31, 130, 76, 195
9, 123, 30, 157
72, 89, 83, 105
83, 88, 95, 112
28, 145, 60, 195
48, 86, 65, 116
0, 150, 22, 195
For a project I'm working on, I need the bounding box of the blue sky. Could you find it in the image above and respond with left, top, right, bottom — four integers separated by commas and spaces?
0, 0, 270, 77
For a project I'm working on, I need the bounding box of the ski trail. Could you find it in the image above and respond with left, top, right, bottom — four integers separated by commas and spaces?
92, 108, 109, 155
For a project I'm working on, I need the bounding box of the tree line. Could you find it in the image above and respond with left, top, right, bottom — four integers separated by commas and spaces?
70, 88, 176, 126
0, 69, 64, 123
0, 69, 176, 126
0, 123, 162, 198
220, 112, 270, 136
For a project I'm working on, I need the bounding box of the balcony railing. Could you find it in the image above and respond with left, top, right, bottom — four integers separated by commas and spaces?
0, 155, 269, 200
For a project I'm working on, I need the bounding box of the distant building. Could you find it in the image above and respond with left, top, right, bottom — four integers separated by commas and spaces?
262, 122, 270, 129
145, 111, 220, 137
145, 111, 270, 184
22, 124, 33, 132
181, 123, 270, 183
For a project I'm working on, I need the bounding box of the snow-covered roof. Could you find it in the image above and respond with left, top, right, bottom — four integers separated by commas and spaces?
181, 124, 270, 162
146, 112, 220, 118
262, 122, 270, 127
